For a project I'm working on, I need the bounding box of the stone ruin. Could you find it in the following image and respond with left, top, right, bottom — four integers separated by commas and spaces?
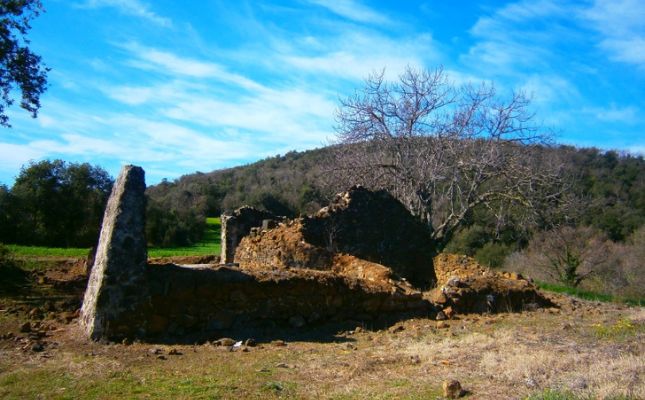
220, 206, 277, 264
80, 165, 554, 342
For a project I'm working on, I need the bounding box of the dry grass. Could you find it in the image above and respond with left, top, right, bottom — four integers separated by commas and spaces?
1, 292, 643, 399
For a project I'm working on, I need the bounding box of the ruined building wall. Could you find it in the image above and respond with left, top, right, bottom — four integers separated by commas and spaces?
220, 207, 276, 263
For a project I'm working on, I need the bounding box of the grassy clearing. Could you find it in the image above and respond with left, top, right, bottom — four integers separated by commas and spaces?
536, 281, 645, 307
147, 217, 221, 258
5, 217, 221, 259
6, 244, 90, 258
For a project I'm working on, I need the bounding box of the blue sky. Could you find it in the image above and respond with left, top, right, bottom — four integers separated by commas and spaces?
1, 0, 643, 185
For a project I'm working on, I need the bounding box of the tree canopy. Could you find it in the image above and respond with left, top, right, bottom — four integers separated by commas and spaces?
0, 0, 48, 127
327, 67, 567, 249
1, 160, 113, 247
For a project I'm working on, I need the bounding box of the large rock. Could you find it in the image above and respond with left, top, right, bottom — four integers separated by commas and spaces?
80, 165, 148, 340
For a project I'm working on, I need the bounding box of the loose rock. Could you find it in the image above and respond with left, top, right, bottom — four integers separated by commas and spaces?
442, 379, 464, 399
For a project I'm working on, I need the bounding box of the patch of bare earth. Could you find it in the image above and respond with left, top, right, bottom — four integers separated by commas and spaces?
1, 260, 643, 399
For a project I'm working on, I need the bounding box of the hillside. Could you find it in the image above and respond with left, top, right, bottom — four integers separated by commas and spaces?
147, 144, 645, 243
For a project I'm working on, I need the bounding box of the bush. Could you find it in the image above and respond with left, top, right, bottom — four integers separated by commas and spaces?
0, 243, 27, 291
505, 225, 644, 298
475, 242, 512, 268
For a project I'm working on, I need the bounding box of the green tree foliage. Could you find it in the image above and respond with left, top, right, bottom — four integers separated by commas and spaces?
0, 0, 48, 127
145, 150, 330, 221
146, 198, 205, 247
571, 148, 645, 241
5, 159, 113, 247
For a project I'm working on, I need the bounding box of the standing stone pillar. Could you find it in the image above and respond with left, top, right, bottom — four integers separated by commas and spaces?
80, 165, 148, 340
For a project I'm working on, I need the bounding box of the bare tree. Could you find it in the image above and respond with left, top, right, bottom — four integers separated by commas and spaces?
525, 226, 610, 287
327, 66, 567, 248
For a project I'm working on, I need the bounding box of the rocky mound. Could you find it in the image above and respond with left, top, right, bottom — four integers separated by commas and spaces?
429, 254, 555, 313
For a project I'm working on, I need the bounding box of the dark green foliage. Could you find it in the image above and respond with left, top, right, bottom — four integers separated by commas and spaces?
0, 243, 27, 292
145, 198, 206, 247
144, 145, 645, 251
0, 0, 49, 127
571, 148, 645, 241
3, 160, 113, 247
474, 242, 513, 269
146, 149, 330, 223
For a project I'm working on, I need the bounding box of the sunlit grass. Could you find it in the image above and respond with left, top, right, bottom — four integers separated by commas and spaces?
536, 281, 645, 307
6, 217, 222, 259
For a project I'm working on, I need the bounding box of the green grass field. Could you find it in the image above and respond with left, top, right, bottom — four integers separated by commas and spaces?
536, 281, 645, 307
6, 217, 221, 259
148, 217, 221, 257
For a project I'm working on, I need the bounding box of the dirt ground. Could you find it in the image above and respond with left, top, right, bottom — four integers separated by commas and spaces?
0, 258, 643, 399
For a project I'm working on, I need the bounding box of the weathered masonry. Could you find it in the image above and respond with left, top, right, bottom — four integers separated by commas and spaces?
80, 166, 435, 342
80, 166, 553, 342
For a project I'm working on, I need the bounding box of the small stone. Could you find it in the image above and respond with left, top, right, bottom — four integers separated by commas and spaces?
436, 311, 447, 321
148, 347, 163, 355
272, 340, 287, 347
157, 355, 166, 360
31, 342, 45, 352
443, 306, 455, 319
344, 343, 357, 350
214, 338, 236, 347
388, 324, 405, 334
168, 348, 182, 355
19, 322, 31, 333
410, 355, 421, 364
442, 379, 464, 399
437, 321, 449, 329
275, 362, 291, 368
244, 338, 257, 347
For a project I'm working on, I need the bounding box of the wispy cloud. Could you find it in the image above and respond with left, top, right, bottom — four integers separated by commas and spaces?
122, 43, 266, 91
582, 0, 645, 69
585, 104, 639, 123
306, 0, 392, 25
81, 0, 172, 27
282, 31, 437, 80
462, 0, 571, 73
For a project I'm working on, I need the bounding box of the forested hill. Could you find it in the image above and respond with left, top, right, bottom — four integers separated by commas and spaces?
146, 147, 333, 219
146, 144, 644, 244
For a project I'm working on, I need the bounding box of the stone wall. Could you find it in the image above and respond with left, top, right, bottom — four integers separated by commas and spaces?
140, 264, 431, 342
220, 206, 277, 264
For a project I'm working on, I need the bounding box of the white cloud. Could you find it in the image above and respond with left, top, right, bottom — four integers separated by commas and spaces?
587, 104, 639, 123
282, 31, 436, 80
463, 0, 571, 72
81, 0, 172, 27
122, 44, 266, 91
583, 0, 645, 69
520, 74, 579, 105
306, 0, 392, 25
0, 142, 44, 177
627, 145, 645, 155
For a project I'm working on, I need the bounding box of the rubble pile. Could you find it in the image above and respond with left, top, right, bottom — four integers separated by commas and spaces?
428, 254, 555, 313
